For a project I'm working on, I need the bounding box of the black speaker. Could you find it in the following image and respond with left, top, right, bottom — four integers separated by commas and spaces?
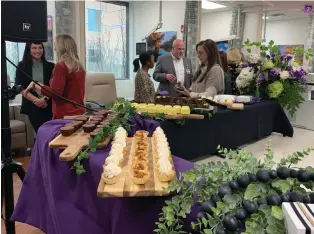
1, 1, 48, 43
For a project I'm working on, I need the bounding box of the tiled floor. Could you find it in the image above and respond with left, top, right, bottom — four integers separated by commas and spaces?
2, 127, 314, 234
195, 128, 314, 167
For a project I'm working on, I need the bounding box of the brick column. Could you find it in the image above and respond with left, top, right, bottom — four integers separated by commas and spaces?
183, 1, 201, 73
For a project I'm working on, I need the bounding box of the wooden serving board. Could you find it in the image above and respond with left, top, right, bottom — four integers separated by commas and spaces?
97, 137, 177, 197
139, 112, 204, 120
49, 128, 111, 161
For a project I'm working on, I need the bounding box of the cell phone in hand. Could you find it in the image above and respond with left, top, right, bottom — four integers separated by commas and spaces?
174, 82, 184, 92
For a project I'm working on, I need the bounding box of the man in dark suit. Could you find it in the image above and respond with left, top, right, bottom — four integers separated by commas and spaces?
153, 39, 193, 96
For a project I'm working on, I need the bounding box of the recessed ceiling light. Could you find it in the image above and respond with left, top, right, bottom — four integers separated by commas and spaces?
202, 0, 227, 10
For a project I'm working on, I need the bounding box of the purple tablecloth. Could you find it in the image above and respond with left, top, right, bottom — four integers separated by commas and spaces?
11, 119, 195, 234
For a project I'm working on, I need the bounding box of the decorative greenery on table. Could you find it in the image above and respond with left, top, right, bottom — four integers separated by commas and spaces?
236, 39, 313, 117
154, 142, 314, 234
72, 99, 215, 175
72, 99, 136, 175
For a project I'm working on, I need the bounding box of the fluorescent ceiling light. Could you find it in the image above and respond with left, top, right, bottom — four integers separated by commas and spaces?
262, 16, 270, 19
202, 0, 227, 10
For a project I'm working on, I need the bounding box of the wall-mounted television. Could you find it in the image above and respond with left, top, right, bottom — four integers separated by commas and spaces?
136, 42, 147, 55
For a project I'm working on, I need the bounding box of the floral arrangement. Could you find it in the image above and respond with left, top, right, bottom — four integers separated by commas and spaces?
154, 142, 314, 234
235, 40, 313, 116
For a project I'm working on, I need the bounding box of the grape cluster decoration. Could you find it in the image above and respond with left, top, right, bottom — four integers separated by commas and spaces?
196, 167, 314, 234
154, 144, 314, 234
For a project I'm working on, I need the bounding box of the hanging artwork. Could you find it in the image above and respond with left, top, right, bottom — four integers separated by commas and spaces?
279, 45, 304, 65
216, 40, 229, 52
146, 31, 177, 56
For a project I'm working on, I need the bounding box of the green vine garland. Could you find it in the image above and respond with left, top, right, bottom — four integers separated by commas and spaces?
154, 141, 314, 234
71, 100, 215, 175
72, 99, 136, 175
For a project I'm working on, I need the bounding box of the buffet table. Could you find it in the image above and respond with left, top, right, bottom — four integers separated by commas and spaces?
11, 120, 194, 234
160, 100, 294, 160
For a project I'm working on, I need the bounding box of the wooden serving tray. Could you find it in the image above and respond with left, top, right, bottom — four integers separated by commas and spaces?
97, 137, 176, 197
49, 128, 111, 161
139, 112, 204, 120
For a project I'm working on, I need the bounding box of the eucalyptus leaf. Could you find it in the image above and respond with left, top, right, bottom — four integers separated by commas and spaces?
203, 229, 213, 234
266, 223, 285, 234
246, 225, 265, 234
271, 180, 291, 193
271, 206, 284, 220
259, 204, 272, 216
244, 183, 267, 200
223, 194, 241, 209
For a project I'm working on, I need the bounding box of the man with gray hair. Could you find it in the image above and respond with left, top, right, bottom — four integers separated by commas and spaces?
153, 39, 193, 96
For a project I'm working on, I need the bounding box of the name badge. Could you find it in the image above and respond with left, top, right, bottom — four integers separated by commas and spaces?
186, 67, 191, 74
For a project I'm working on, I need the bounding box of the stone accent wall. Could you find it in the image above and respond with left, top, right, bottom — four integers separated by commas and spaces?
229, 7, 245, 48
305, 14, 314, 73
55, 1, 75, 35
183, 1, 201, 73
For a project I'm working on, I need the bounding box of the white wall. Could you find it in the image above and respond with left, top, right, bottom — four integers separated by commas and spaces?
265, 18, 308, 45
242, 12, 262, 43
201, 10, 232, 41
201, 11, 308, 46
130, 0, 186, 94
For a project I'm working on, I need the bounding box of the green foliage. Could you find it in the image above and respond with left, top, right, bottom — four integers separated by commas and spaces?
142, 112, 150, 118
240, 39, 312, 117
292, 47, 313, 60
244, 205, 285, 234
175, 117, 188, 126
278, 80, 306, 117
72, 100, 136, 175
244, 183, 267, 200
154, 140, 314, 233
279, 146, 314, 167
155, 113, 166, 121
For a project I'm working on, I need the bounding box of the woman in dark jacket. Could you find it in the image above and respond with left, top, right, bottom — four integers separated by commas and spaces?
15, 42, 55, 132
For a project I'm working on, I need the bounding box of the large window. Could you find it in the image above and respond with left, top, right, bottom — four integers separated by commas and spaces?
5, 42, 26, 84
85, 1, 129, 80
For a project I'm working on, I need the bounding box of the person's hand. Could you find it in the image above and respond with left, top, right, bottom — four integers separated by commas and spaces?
166, 74, 177, 84
23, 81, 35, 97
176, 86, 190, 97
33, 98, 48, 108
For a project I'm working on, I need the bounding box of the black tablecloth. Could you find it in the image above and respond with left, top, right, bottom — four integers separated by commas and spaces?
160, 100, 294, 161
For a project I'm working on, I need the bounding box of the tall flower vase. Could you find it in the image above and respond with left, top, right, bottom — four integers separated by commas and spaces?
256, 84, 269, 99
255, 86, 260, 98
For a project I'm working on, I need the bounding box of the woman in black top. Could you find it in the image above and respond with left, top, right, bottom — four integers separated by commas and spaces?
15, 42, 55, 132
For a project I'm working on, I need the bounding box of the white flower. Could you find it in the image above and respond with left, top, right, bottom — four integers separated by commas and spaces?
236, 67, 255, 89
248, 54, 260, 64
279, 70, 290, 80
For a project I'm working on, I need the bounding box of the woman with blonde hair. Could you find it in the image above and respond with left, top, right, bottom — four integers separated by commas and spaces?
24, 34, 86, 119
